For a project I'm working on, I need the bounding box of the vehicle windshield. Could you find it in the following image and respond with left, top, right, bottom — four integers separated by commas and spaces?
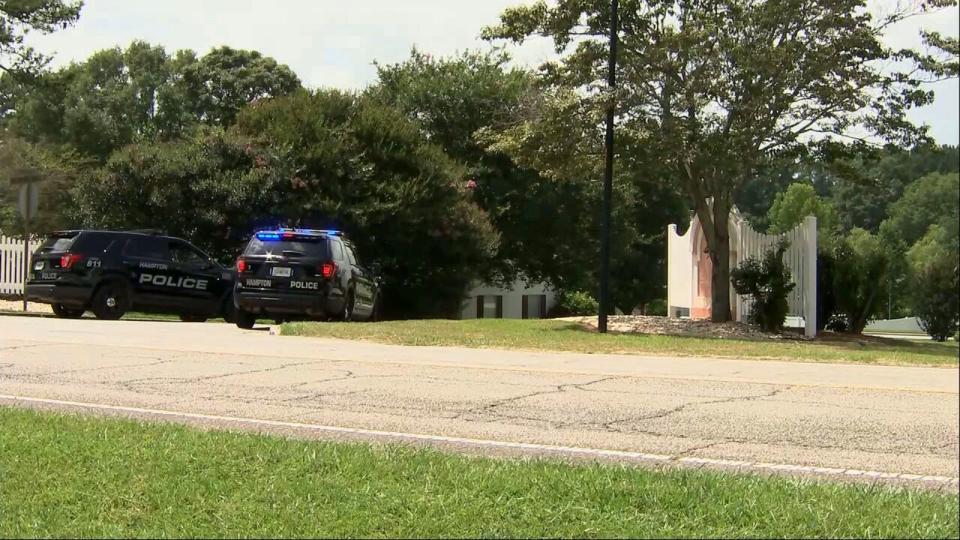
243, 238, 328, 258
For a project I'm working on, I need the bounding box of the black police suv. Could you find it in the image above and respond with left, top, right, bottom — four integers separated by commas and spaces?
233, 229, 380, 328
26, 230, 236, 321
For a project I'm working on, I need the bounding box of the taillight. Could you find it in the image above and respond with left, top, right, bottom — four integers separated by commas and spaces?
320, 262, 336, 279
60, 253, 83, 269
236, 258, 248, 273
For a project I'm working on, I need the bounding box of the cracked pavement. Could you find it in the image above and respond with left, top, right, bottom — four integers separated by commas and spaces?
1, 316, 957, 482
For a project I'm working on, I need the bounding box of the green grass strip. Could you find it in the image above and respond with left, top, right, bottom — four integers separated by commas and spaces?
283, 319, 959, 367
1, 407, 956, 538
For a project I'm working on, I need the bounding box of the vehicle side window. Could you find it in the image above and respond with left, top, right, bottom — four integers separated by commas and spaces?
330, 240, 344, 261
123, 237, 168, 260
169, 242, 208, 267
74, 234, 117, 255
343, 244, 357, 266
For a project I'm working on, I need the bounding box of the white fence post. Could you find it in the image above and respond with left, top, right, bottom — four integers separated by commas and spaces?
803, 216, 818, 338
0, 233, 41, 296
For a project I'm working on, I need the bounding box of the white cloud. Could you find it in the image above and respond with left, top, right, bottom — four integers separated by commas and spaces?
26, 0, 958, 144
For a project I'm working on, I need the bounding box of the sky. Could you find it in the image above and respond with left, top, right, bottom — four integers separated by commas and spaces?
26, 0, 960, 145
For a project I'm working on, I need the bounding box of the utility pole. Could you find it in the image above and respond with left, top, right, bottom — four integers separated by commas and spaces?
598, 0, 618, 333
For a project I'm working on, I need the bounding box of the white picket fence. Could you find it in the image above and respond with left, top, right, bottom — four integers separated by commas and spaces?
0, 234, 41, 295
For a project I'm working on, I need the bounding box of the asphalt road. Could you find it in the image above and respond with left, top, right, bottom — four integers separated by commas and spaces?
1, 315, 957, 488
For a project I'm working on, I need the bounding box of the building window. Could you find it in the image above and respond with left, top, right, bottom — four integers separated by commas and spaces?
522, 294, 547, 319
476, 295, 502, 319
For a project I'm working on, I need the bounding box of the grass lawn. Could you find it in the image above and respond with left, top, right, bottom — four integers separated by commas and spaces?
282, 319, 959, 367
1, 407, 956, 538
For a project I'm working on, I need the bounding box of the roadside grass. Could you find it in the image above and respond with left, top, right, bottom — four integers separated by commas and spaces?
1, 407, 956, 539
283, 319, 959, 367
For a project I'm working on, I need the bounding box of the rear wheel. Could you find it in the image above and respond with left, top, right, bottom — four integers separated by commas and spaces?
91, 282, 130, 320
52, 304, 84, 319
235, 309, 256, 329
369, 292, 383, 322
341, 291, 355, 322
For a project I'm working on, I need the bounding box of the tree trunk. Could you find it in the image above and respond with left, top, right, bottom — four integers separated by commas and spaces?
709, 224, 732, 323
692, 197, 733, 323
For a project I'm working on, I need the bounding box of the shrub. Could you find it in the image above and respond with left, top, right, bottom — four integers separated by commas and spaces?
730, 240, 796, 332
551, 290, 599, 317
908, 225, 959, 342
645, 298, 668, 316
830, 228, 893, 334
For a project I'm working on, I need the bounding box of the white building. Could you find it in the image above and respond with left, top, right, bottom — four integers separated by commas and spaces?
667, 208, 818, 337
459, 279, 557, 320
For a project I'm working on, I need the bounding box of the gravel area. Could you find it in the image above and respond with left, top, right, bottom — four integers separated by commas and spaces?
561, 315, 794, 340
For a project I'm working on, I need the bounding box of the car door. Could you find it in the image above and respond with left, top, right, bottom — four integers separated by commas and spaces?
122, 235, 174, 309
343, 242, 375, 315
167, 240, 224, 315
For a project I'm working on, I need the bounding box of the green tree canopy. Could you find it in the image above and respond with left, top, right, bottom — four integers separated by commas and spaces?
0, 42, 302, 160
0, 0, 81, 79
235, 90, 499, 318
882, 171, 960, 249
766, 183, 838, 244
484, 0, 950, 322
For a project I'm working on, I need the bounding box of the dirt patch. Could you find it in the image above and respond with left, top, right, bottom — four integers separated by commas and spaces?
559, 315, 796, 340
0, 299, 52, 314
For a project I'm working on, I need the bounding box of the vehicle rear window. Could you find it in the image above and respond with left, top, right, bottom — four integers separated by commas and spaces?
243, 238, 329, 258
38, 233, 79, 253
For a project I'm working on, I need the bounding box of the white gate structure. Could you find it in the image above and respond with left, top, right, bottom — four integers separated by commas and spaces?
667, 210, 818, 337
0, 233, 41, 295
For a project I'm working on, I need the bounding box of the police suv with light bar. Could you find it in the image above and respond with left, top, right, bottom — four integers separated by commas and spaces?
233, 229, 381, 328
25, 230, 236, 321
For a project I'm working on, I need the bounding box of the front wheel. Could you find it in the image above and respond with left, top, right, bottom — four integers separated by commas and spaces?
235, 309, 256, 329
52, 304, 84, 319
91, 282, 130, 320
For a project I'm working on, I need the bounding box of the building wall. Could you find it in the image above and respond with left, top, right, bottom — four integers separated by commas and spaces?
667, 224, 693, 317
459, 279, 557, 320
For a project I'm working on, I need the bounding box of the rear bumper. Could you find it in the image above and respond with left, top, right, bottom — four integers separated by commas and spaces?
234, 288, 343, 317
25, 282, 91, 307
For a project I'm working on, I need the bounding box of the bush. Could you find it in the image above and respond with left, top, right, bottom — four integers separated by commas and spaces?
730, 240, 796, 332
912, 259, 959, 341
829, 228, 893, 334
645, 298, 668, 316
551, 290, 599, 317
908, 225, 959, 342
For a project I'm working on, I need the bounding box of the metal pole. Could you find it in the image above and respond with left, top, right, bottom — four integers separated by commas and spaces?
22, 217, 29, 312
598, 0, 618, 333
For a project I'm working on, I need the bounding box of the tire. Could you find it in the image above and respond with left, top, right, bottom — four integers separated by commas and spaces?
369, 292, 383, 322
235, 309, 256, 329
91, 282, 131, 320
341, 290, 355, 322
52, 304, 84, 319
221, 298, 236, 324
179, 314, 208, 323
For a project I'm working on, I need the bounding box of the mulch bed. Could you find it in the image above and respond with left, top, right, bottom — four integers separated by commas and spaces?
560, 315, 803, 340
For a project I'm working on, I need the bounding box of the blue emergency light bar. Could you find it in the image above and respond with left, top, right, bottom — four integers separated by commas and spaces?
255, 228, 341, 241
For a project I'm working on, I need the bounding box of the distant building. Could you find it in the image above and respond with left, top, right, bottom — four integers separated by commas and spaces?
459, 279, 557, 320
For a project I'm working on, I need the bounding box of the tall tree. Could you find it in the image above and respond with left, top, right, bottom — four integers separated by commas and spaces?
234, 90, 500, 318
0, 0, 82, 79
1, 43, 302, 160
180, 46, 301, 127
485, 0, 950, 322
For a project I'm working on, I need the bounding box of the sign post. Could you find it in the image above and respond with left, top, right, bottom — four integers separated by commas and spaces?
11, 169, 42, 312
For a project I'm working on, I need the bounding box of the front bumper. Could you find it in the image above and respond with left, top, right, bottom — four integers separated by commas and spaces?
25, 282, 91, 307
